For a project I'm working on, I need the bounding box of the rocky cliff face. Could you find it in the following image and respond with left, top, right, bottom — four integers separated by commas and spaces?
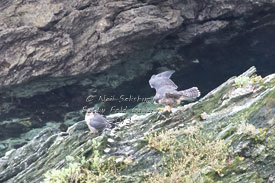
1, 0, 275, 173
1, 0, 275, 90
0, 67, 274, 183
0, 0, 182, 86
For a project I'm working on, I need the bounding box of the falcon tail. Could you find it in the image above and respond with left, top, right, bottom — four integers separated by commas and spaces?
106, 122, 113, 128
180, 87, 201, 99
106, 120, 117, 128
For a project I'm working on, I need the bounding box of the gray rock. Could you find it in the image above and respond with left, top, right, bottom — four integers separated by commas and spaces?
1, 0, 275, 152
0, 0, 182, 87
0, 67, 274, 183
0, 0, 274, 95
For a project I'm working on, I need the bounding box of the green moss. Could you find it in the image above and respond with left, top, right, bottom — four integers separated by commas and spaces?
144, 75, 275, 183
146, 129, 179, 153
234, 76, 250, 88
146, 128, 231, 182
242, 90, 274, 123
43, 139, 131, 183
216, 171, 264, 183
42, 72, 275, 183
215, 124, 237, 140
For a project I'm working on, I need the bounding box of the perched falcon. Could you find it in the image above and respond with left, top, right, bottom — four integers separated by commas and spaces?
85, 108, 112, 133
149, 70, 200, 112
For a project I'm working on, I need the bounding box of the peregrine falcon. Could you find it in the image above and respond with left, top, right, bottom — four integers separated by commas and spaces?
149, 70, 201, 112
85, 108, 112, 133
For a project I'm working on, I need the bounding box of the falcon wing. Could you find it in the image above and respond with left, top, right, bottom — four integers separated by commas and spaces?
158, 78, 178, 89
88, 119, 105, 131
91, 113, 111, 130
155, 70, 175, 78
94, 113, 108, 122
149, 70, 178, 90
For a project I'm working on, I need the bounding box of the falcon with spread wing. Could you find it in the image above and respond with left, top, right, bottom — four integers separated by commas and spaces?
149, 70, 200, 112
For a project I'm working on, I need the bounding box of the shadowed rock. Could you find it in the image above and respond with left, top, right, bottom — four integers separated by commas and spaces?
1, 0, 275, 152
0, 67, 274, 182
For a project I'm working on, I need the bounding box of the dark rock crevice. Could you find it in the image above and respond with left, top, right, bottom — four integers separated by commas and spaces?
0, 67, 274, 183
1, 0, 275, 160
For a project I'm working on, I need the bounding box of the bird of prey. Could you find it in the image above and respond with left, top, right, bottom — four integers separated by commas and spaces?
85, 108, 112, 133
149, 70, 200, 112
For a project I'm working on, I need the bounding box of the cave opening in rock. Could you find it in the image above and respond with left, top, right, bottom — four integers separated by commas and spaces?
1, 15, 275, 158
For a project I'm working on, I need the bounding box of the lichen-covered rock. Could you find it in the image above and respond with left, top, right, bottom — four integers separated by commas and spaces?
0, 0, 182, 87
0, 67, 274, 183
1, 0, 275, 155
1, 0, 275, 93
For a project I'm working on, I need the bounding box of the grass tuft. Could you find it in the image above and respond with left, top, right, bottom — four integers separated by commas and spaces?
146, 128, 231, 183
43, 140, 131, 183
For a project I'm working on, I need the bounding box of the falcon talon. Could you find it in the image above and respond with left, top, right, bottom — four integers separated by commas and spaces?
149, 70, 201, 111
165, 106, 172, 112
157, 107, 165, 111
89, 130, 98, 134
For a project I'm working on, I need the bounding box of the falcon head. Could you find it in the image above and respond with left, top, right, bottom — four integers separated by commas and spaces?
85, 108, 97, 122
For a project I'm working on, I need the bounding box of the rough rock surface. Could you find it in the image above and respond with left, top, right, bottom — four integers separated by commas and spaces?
1, 0, 275, 88
1, 0, 275, 167
0, 67, 274, 183
0, 0, 182, 86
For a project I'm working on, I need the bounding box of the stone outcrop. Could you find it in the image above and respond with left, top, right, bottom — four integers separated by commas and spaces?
0, 67, 274, 183
1, 0, 275, 95
1, 0, 275, 168
0, 0, 182, 87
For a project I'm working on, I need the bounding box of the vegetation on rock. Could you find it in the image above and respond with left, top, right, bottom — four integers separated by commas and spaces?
0, 67, 274, 183
44, 140, 132, 183
146, 127, 230, 183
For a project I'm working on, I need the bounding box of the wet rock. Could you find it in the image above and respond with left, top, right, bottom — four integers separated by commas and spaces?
0, 120, 63, 157
0, 67, 274, 182
1, 0, 275, 155
0, 0, 274, 109
0, 0, 182, 87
